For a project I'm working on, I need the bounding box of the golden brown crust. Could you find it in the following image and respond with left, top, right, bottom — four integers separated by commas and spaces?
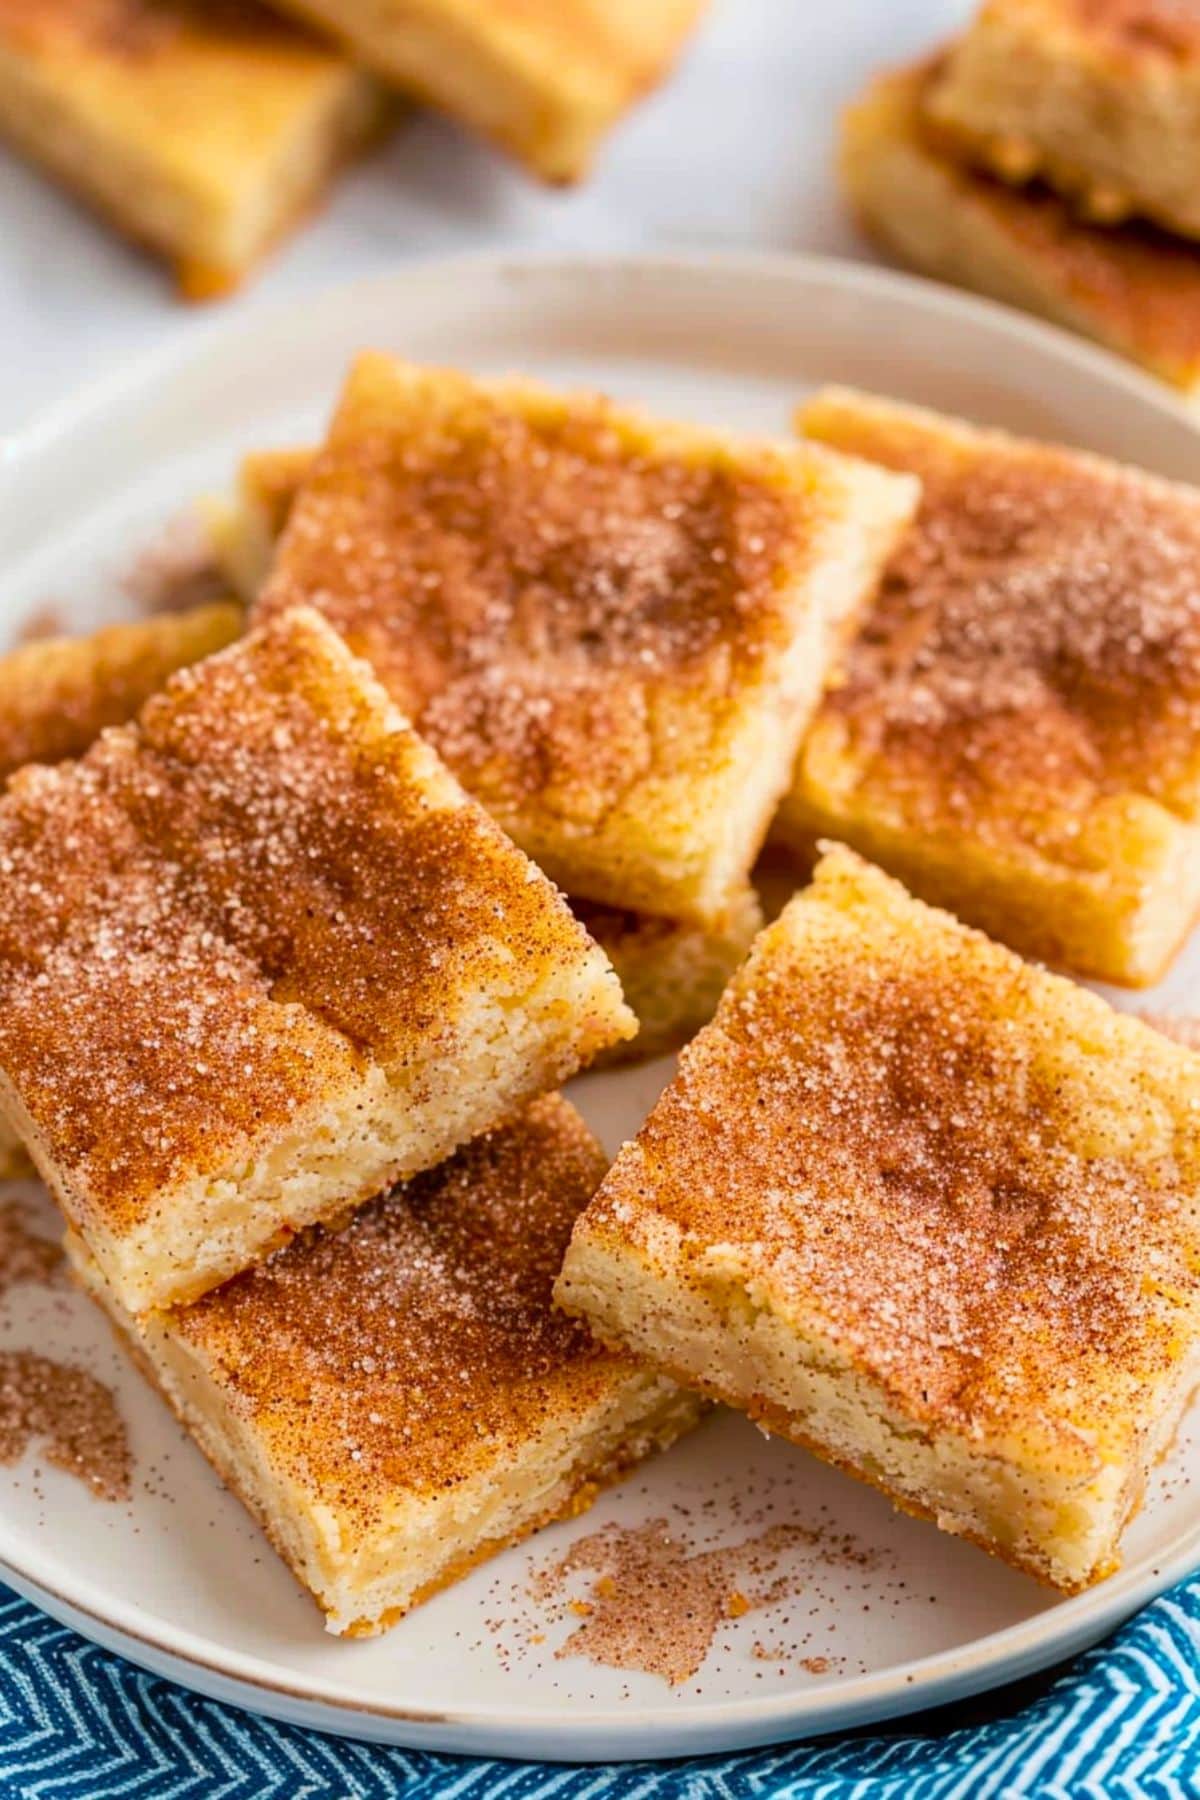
926, 2, 1200, 237
203, 447, 316, 601
265, 0, 705, 182
168, 95, 393, 302
960, 179, 1200, 377
0, 603, 244, 782
234, 448, 315, 544
576, 848, 1200, 1454
793, 389, 1200, 873
0, 0, 394, 296
0, 608, 626, 1239
0, 0, 357, 82
845, 60, 1200, 387
0, 0, 187, 55
255, 356, 917, 922
340, 1480, 602, 1637
577, 1332, 1112, 1594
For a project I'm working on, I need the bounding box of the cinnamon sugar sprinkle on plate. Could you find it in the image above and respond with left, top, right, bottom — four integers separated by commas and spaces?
120, 511, 228, 618
530, 1515, 877, 1685
0, 1201, 63, 1300
0, 1351, 130, 1501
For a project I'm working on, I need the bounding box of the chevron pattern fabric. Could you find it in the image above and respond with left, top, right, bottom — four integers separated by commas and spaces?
0, 1580, 1197, 1798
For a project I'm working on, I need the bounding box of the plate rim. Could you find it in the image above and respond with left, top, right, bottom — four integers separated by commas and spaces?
3, 245, 1200, 1759
0, 1518, 1196, 1757
4, 242, 1199, 467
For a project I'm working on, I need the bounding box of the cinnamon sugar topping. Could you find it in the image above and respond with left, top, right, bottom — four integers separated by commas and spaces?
531, 1516, 872, 1685
1073, 0, 1200, 57
0, 1352, 129, 1501
255, 358, 837, 833
0, 609, 614, 1230
589, 849, 1200, 1447
0, 1202, 62, 1300
254, 359, 922, 922
0, 602, 243, 784
803, 394, 1200, 833
174, 1099, 624, 1527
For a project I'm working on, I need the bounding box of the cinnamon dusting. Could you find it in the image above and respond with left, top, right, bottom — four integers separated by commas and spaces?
14, 606, 67, 647
531, 1516, 873, 1685
0, 610, 615, 1233
121, 512, 228, 618
255, 356, 839, 841
1073, 0, 1200, 58
578, 848, 1200, 1457
169, 1099, 635, 1528
0, 1351, 129, 1500
802, 393, 1200, 839
0, 1202, 62, 1300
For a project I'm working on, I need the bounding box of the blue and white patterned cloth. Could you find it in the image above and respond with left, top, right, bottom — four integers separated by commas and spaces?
0, 1578, 1197, 1799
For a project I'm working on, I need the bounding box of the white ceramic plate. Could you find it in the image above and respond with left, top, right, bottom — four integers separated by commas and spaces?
3, 252, 1200, 1763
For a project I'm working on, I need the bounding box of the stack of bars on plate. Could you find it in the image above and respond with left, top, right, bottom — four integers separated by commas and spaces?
4, 357, 1200, 1633
841, 0, 1200, 402
0, 0, 706, 297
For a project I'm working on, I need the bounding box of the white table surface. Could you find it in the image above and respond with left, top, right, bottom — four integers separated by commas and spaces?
0, 1, 972, 434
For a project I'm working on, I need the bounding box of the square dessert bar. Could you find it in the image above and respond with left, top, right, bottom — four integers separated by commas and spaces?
268, 0, 705, 182
843, 60, 1200, 399
71, 1096, 702, 1636
780, 387, 1200, 986
557, 847, 1200, 1593
254, 356, 919, 927
926, 0, 1200, 240
0, 607, 633, 1314
0, 0, 394, 298
207, 444, 762, 1060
